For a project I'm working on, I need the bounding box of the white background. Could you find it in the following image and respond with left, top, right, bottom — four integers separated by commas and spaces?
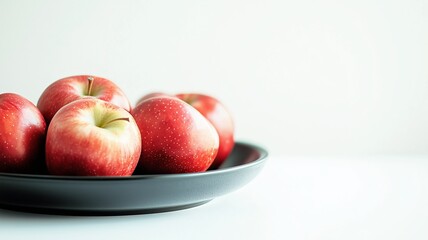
1, 1, 428, 239
1, 0, 427, 156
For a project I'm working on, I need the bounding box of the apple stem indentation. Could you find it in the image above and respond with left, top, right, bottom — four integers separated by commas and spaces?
182, 94, 198, 105
101, 117, 130, 128
87, 77, 94, 96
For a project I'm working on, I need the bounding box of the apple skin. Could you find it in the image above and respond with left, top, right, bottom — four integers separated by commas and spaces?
0, 93, 47, 173
45, 98, 141, 176
136, 92, 170, 107
176, 93, 234, 169
132, 96, 219, 174
37, 75, 131, 124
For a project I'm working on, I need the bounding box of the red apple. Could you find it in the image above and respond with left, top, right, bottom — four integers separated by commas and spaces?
176, 93, 234, 169
132, 96, 219, 174
0, 93, 46, 173
45, 98, 141, 176
37, 75, 131, 124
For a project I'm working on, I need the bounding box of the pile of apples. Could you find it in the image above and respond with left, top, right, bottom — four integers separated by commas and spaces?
0, 75, 234, 176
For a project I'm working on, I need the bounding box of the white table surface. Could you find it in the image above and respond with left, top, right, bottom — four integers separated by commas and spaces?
1, 154, 428, 240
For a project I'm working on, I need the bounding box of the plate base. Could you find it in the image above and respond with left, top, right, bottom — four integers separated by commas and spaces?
0, 200, 212, 216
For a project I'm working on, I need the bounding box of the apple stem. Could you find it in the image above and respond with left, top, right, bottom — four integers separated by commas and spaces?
87, 77, 94, 96
101, 117, 130, 128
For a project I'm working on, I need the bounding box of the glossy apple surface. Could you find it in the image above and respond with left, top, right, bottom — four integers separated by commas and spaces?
176, 93, 234, 169
0, 93, 46, 173
45, 98, 141, 176
132, 96, 219, 174
37, 75, 131, 124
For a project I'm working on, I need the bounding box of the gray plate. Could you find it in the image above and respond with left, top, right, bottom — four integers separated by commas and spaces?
0, 142, 267, 215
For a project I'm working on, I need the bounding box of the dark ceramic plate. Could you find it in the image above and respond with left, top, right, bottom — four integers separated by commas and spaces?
0, 142, 267, 215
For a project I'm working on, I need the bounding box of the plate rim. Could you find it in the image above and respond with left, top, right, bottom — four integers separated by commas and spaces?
0, 141, 268, 181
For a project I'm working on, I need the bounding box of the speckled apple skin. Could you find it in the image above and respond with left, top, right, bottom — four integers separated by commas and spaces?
45, 99, 141, 176
132, 97, 219, 174
176, 93, 234, 169
37, 75, 131, 124
0, 93, 46, 173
